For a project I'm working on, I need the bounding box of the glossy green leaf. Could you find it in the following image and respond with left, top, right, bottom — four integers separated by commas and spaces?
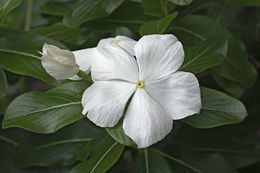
183, 87, 247, 128
63, 0, 124, 27
71, 136, 124, 173
2, 88, 85, 133
180, 37, 228, 74
0, 28, 66, 54
0, 28, 66, 85
0, 69, 7, 99
172, 15, 257, 88
15, 119, 102, 168
55, 81, 91, 95
0, 49, 56, 85
106, 120, 135, 146
0, 0, 23, 24
168, 0, 193, 6
212, 74, 244, 97
83, 2, 146, 33
212, 37, 257, 88
139, 12, 178, 36
31, 23, 80, 42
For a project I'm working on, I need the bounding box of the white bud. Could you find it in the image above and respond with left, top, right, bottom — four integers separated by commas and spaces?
41, 43, 79, 80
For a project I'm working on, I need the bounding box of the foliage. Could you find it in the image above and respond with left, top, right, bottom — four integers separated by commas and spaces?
0, 0, 259, 172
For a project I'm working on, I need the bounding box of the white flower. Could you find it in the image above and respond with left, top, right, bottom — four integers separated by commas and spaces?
69, 35, 137, 80
81, 34, 201, 148
98, 35, 137, 56
41, 43, 79, 80
68, 48, 95, 80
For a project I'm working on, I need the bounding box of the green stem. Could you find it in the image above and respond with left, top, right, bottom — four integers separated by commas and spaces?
144, 148, 149, 173
0, 135, 18, 146
77, 70, 93, 83
24, 0, 34, 31
152, 148, 202, 173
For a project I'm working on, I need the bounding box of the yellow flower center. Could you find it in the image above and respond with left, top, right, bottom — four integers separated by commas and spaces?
110, 40, 119, 44
136, 80, 144, 88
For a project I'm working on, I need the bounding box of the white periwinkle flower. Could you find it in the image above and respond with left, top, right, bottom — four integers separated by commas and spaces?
81, 34, 202, 148
69, 35, 136, 80
41, 43, 79, 80
98, 35, 137, 56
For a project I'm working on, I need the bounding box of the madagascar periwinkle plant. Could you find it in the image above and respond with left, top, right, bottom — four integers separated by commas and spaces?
0, 0, 259, 173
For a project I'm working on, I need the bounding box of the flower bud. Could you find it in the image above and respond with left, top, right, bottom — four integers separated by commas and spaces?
41, 43, 79, 80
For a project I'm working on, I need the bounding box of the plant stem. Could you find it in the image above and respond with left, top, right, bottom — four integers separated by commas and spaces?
144, 148, 149, 173
77, 70, 93, 83
24, 0, 34, 31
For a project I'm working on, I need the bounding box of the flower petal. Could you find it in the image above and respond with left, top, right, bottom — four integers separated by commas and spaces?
123, 89, 173, 148
135, 34, 184, 81
41, 48, 79, 80
98, 35, 137, 55
42, 43, 77, 65
69, 48, 95, 80
145, 71, 201, 120
82, 81, 136, 127
91, 46, 139, 82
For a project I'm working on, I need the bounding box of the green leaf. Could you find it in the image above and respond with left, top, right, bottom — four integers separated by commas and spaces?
180, 153, 239, 173
71, 136, 124, 173
142, 0, 163, 17
168, 0, 193, 6
212, 36, 257, 88
139, 12, 178, 36
0, 69, 7, 99
172, 15, 257, 88
183, 87, 247, 128
0, 49, 56, 85
83, 2, 146, 33
236, 0, 260, 6
154, 150, 202, 173
145, 149, 172, 173
31, 23, 80, 42
0, 28, 66, 85
0, 28, 66, 54
40, 4, 70, 16
212, 74, 244, 97
106, 120, 135, 146
180, 37, 228, 74
76, 137, 105, 162
15, 119, 102, 168
0, 0, 23, 24
0, 132, 71, 173
63, 0, 124, 27
2, 88, 85, 133
130, 148, 200, 173
54, 81, 91, 95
